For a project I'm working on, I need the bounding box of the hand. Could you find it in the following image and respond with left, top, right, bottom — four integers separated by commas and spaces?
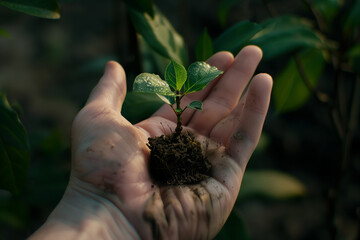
29, 46, 272, 240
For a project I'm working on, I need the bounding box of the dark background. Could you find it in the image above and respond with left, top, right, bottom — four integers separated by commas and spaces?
0, 0, 359, 239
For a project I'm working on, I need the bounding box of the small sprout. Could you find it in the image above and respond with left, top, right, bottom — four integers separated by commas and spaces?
187, 101, 203, 111
133, 60, 223, 134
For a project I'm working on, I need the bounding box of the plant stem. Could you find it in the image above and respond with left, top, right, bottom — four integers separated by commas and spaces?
175, 91, 182, 135
302, 0, 327, 33
294, 55, 330, 104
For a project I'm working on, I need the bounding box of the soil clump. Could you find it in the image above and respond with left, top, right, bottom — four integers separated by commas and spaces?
147, 131, 211, 185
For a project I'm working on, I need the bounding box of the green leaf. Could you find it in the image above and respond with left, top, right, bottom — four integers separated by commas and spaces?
273, 48, 325, 112
122, 92, 164, 123
0, 94, 30, 194
347, 43, 360, 74
129, 6, 188, 66
0, 28, 11, 38
249, 16, 325, 60
0, 197, 29, 229
213, 20, 262, 55
238, 170, 306, 200
214, 209, 249, 240
133, 73, 175, 96
156, 93, 175, 105
184, 62, 223, 94
195, 28, 213, 61
310, 0, 341, 28
165, 60, 187, 91
0, 0, 60, 19
187, 101, 203, 110
120, 0, 154, 18
137, 35, 171, 78
344, 0, 360, 32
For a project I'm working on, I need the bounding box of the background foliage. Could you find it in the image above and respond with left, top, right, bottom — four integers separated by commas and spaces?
0, 0, 359, 239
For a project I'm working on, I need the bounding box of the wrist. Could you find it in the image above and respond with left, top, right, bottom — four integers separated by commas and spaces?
28, 179, 140, 240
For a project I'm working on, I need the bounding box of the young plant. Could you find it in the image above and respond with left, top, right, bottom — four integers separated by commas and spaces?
133, 60, 223, 135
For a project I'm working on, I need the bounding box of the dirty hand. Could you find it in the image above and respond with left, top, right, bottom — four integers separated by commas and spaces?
29, 46, 272, 240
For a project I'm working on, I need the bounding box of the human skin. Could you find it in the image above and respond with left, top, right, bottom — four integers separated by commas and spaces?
28, 45, 272, 240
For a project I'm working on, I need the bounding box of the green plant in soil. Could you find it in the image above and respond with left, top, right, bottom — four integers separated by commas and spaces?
133, 60, 223, 185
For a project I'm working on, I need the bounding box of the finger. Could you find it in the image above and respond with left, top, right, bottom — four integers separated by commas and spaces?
209, 73, 272, 145
188, 46, 263, 136
152, 51, 234, 123
86, 61, 127, 112
136, 116, 177, 138
226, 73, 273, 168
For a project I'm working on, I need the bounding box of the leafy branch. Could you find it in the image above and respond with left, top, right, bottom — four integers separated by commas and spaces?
261, 0, 359, 239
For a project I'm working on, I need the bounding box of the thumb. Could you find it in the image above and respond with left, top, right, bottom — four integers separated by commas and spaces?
86, 61, 127, 112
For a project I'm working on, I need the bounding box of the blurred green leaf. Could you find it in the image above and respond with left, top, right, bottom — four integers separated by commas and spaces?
214, 209, 249, 240
133, 73, 174, 96
121, 0, 154, 18
214, 20, 262, 55
0, 196, 29, 229
344, 0, 360, 32
138, 35, 170, 76
273, 48, 325, 112
122, 92, 164, 123
129, 6, 188, 66
26, 157, 69, 207
165, 60, 187, 91
249, 16, 325, 60
310, 0, 341, 27
30, 129, 67, 157
0, 94, 30, 195
195, 28, 213, 61
0, 28, 11, 38
347, 43, 360, 74
238, 170, 306, 200
254, 132, 270, 153
184, 62, 223, 94
0, 0, 60, 19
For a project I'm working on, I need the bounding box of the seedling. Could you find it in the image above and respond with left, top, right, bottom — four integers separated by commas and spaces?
132, 60, 223, 185
133, 60, 223, 135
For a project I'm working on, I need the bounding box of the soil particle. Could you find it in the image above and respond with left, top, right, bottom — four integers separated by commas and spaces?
100, 177, 115, 193
192, 188, 202, 201
86, 147, 94, 152
233, 131, 244, 140
147, 131, 212, 185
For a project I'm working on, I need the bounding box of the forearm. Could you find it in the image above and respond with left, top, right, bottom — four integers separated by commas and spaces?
28, 182, 140, 240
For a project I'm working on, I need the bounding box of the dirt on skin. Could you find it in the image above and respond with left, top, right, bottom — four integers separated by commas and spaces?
147, 131, 212, 185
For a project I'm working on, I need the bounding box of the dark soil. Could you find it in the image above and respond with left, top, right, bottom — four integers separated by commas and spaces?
147, 131, 211, 185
